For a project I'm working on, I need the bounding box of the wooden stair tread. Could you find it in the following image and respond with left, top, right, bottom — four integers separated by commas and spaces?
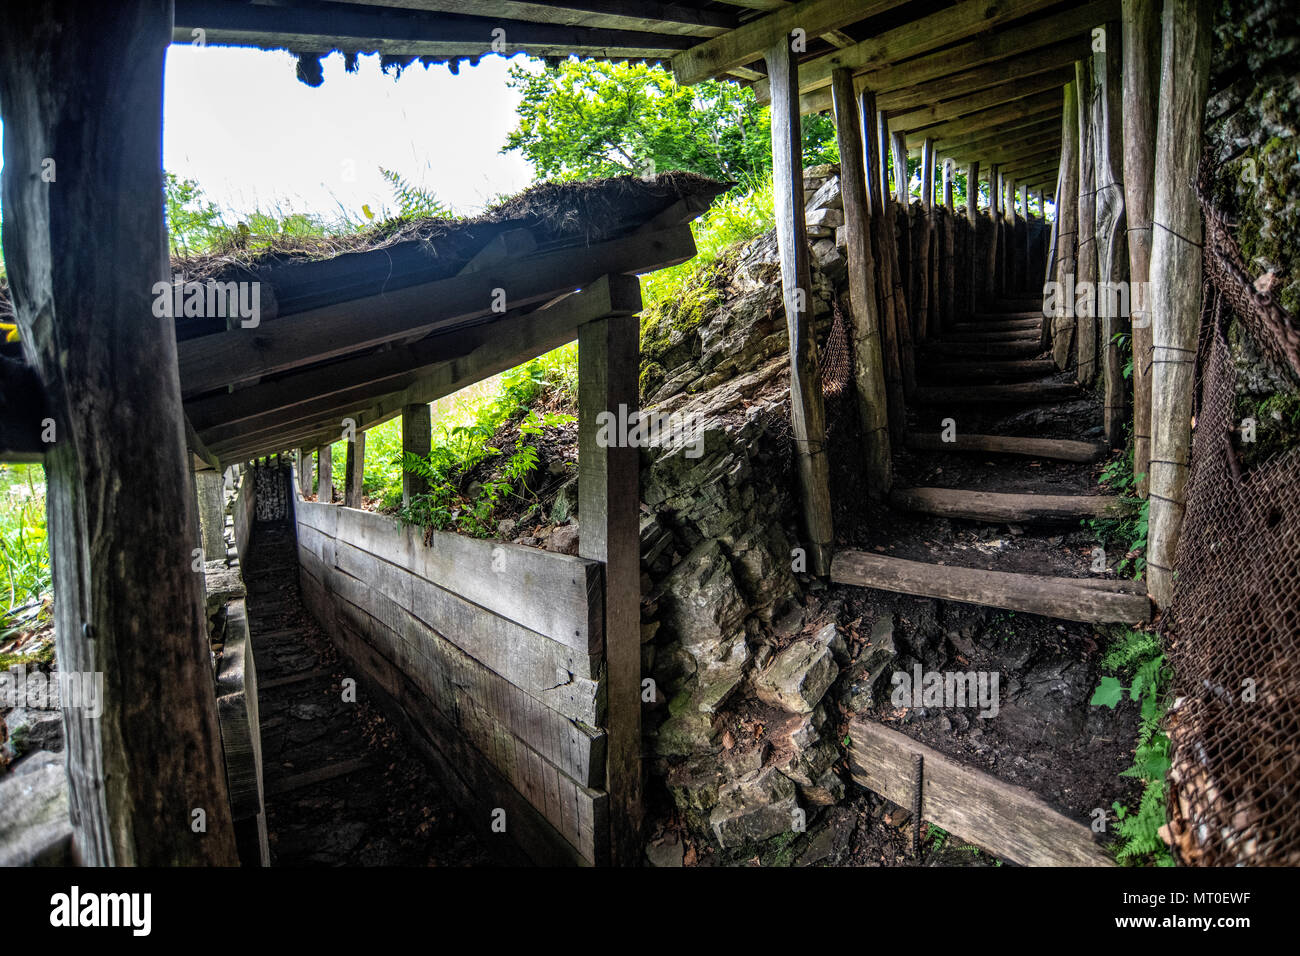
924, 341, 1044, 359
848, 719, 1114, 867
913, 382, 1080, 405
906, 432, 1109, 463
265, 756, 373, 798
921, 360, 1056, 384
973, 310, 1042, 321
830, 550, 1151, 624
892, 486, 1124, 521
942, 329, 1042, 343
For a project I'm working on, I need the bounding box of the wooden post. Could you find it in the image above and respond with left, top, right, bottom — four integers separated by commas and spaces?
912, 138, 936, 342
577, 274, 643, 866
832, 68, 892, 496
1093, 22, 1129, 448
317, 443, 333, 502
942, 159, 956, 331
766, 37, 834, 576
1123, 0, 1160, 494
344, 430, 365, 508
297, 446, 313, 497
863, 94, 907, 439
1147, 0, 1211, 609
0, 0, 237, 865
967, 161, 980, 318
891, 130, 910, 206
401, 402, 432, 508
986, 164, 1002, 301
1053, 81, 1081, 370
886, 120, 918, 400
1075, 57, 1099, 385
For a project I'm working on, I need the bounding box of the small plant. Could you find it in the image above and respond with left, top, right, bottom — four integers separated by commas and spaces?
1090, 628, 1174, 866
926, 823, 948, 851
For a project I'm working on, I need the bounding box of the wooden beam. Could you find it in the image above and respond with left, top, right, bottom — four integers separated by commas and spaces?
297, 446, 313, 496
886, 69, 1072, 136
0, 0, 237, 865
1075, 56, 1099, 386
891, 486, 1124, 522
400, 403, 431, 508
1123, 0, 1160, 496
831, 67, 891, 495
1051, 81, 1081, 370
831, 550, 1152, 624
577, 294, 642, 866
767, 36, 833, 575
1147, 0, 1211, 609
178, 225, 695, 397
849, 719, 1115, 866
333, 0, 737, 37
344, 430, 365, 508
903, 90, 1063, 148
906, 431, 1107, 462
172, 0, 693, 59
673, 0, 905, 85
913, 382, 1081, 405
318, 442, 333, 503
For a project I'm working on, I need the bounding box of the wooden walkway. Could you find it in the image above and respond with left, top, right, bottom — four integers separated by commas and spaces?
243, 517, 503, 866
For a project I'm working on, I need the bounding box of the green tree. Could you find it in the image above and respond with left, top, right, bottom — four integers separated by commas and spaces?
503, 60, 836, 187
164, 172, 225, 255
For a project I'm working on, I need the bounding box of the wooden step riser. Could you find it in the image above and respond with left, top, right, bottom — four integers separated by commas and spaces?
922, 344, 1045, 361
906, 432, 1109, 463
830, 550, 1152, 625
892, 487, 1125, 522
914, 383, 1081, 405
919, 360, 1057, 384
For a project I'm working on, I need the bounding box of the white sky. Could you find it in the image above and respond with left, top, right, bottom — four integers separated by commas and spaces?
162, 45, 538, 221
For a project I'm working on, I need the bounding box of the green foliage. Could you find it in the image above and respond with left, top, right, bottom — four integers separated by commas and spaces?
378, 167, 452, 220
1091, 628, 1174, 866
164, 172, 227, 256
503, 60, 836, 185
0, 465, 52, 639
1083, 444, 1149, 580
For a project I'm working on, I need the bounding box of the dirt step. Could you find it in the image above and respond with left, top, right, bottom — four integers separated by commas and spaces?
891, 486, 1125, 522
940, 329, 1042, 344
922, 341, 1044, 360
264, 756, 374, 799
984, 298, 1042, 313
913, 382, 1081, 405
830, 550, 1151, 624
972, 311, 1042, 322
920, 359, 1057, 384
954, 318, 1042, 333
905, 432, 1108, 462
259, 667, 337, 690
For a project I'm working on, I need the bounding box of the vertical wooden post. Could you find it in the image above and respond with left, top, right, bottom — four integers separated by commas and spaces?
912, 138, 936, 342
577, 274, 643, 866
942, 159, 956, 331
885, 119, 917, 400
1123, 0, 1160, 494
766, 37, 834, 575
195, 470, 226, 562
986, 163, 1002, 301
1092, 20, 1130, 448
1147, 0, 1211, 609
0, 0, 237, 865
1053, 81, 1081, 369
966, 161, 980, 318
891, 130, 910, 205
832, 68, 892, 496
863, 92, 907, 438
297, 446, 313, 497
344, 431, 365, 508
1075, 57, 1099, 385
317, 443, 332, 502
401, 402, 432, 508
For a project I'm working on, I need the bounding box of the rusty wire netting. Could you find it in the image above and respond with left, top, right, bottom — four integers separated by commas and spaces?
1164, 285, 1300, 865
820, 300, 852, 398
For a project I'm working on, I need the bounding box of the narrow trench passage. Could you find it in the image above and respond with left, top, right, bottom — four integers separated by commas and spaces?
243, 513, 503, 866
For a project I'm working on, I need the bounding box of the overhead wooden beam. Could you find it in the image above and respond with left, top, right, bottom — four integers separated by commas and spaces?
766, 34, 833, 575
904, 90, 1063, 148
178, 225, 694, 397
1147, 0, 1211, 610
334, 0, 737, 37
831, 67, 891, 496
673, 0, 905, 85
936, 112, 1062, 151
172, 0, 693, 59
886, 69, 1072, 134
0, 0, 237, 865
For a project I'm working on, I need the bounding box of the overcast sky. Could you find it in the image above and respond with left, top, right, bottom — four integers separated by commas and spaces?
162, 45, 538, 221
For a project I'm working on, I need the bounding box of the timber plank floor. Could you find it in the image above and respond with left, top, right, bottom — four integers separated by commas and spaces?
243, 517, 507, 866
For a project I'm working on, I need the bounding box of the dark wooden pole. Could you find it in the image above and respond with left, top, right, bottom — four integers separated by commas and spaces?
1148, 0, 1211, 609
986, 163, 1002, 302
401, 402, 432, 507
863, 92, 908, 438
766, 36, 834, 576
1123, 0, 1160, 495
832, 68, 892, 496
344, 431, 365, 508
884, 118, 917, 401
317, 443, 333, 502
0, 0, 237, 865
577, 274, 643, 866
966, 161, 980, 319
1075, 56, 1099, 385
1093, 22, 1129, 447
1053, 80, 1081, 370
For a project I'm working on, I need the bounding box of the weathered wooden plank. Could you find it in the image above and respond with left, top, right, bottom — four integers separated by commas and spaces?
906, 432, 1108, 463
401, 402, 432, 507
903, 91, 1063, 149
767, 36, 834, 576
1075, 57, 1099, 385
913, 382, 1079, 405
830, 550, 1152, 623
1147, 0, 1211, 609
577, 304, 643, 866
922, 340, 1045, 360
1051, 80, 1081, 370
344, 431, 365, 508
317, 443, 333, 503
891, 486, 1125, 522
849, 719, 1114, 866
832, 67, 892, 495
920, 359, 1057, 384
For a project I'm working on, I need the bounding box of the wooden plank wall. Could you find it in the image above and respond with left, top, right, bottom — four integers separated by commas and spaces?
292, 496, 609, 866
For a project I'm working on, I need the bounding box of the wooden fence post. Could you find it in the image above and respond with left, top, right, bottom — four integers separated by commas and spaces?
1147, 0, 1212, 609
1053, 81, 1081, 370
1075, 57, 1099, 385
942, 159, 956, 331
345, 430, 365, 508
1123, 0, 1161, 495
831, 68, 891, 496
577, 274, 643, 865
297, 446, 313, 496
401, 402, 432, 508
886, 122, 918, 400
766, 36, 834, 576
986, 163, 1002, 301
0, 0, 237, 865
318, 443, 332, 503
967, 161, 980, 319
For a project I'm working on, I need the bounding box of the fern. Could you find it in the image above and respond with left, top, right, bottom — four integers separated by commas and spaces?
380, 167, 451, 220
